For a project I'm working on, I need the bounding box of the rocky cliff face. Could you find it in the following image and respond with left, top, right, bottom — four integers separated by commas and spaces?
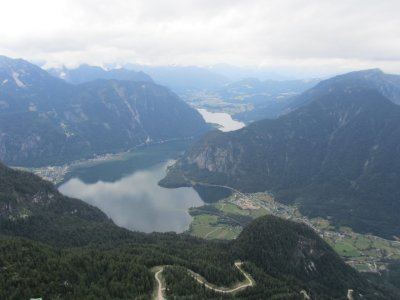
0, 56, 210, 166
188, 140, 245, 174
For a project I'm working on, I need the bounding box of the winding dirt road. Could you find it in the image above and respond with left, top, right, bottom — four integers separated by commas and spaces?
189, 261, 254, 293
154, 267, 165, 300
153, 261, 254, 299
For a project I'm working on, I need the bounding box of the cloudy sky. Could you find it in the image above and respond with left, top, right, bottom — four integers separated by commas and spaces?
0, 0, 399, 75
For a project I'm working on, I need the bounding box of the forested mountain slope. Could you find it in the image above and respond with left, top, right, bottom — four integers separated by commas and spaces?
0, 162, 392, 299
161, 70, 400, 239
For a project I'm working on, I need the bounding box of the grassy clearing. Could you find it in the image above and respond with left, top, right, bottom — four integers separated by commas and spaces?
190, 214, 219, 238
207, 227, 242, 239
333, 241, 361, 257
219, 202, 248, 215
313, 218, 331, 230
249, 207, 268, 218
353, 264, 371, 272
353, 236, 371, 250
189, 213, 242, 240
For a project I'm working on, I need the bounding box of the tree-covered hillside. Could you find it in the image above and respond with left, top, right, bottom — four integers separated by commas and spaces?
161, 70, 400, 239
0, 162, 393, 299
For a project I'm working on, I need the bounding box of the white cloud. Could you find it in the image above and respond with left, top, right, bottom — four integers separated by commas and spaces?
0, 0, 399, 74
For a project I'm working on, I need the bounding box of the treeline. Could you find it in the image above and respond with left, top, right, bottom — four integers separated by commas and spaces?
2, 213, 399, 299
0, 234, 244, 300
0, 237, 152, 300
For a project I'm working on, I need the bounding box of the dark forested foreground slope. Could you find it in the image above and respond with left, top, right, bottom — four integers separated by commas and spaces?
0, 163, 395, 299
0, 55, 210, 167
161, 69, 400, 239
0, 162, 134, 247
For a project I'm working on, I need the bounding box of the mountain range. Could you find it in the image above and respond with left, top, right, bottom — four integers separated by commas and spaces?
2, 55, 400, 298
0, 56, 210, 167
161, 69, 400, 239
48, 64, 153, 84
50, 63, 230, 94
48, 64, 322, 124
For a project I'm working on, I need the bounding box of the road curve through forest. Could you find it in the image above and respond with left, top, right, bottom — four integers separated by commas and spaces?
189, 261, 254, 293
154, 267, 165, 300
153, 261, 254, 299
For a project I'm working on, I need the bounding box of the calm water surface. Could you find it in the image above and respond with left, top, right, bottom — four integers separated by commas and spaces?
59, 141, 204, 233
197, 108, 245, 132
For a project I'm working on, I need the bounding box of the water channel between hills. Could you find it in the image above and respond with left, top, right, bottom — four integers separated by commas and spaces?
197, 108, 245, 131
59, 109, 241, 233
59, 140, 204, 233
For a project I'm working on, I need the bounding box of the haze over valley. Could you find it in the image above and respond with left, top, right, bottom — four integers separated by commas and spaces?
1, 1, 400, 299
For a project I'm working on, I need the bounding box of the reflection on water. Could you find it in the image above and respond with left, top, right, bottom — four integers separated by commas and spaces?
59, 161, 203, 233
197, 108, 245, 132
193, 184, 232, 203
60, 140, 192, 185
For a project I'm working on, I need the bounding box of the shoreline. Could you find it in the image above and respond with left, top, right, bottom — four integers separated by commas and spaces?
13, 137, 194, 185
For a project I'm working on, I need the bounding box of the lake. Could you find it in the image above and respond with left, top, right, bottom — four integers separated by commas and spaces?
197, 108, 245, 132
58, 141, 204, 233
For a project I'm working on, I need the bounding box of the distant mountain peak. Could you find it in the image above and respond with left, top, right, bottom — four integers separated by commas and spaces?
289, 68, 400, 110
331, 68, 385, 81
0, 55, 65, 92
48, 63, 153, 84
345, 68, 383, 74
0, 55, 39, 71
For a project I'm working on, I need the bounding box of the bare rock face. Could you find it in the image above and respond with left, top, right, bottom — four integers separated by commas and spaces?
190, 145, 236, 173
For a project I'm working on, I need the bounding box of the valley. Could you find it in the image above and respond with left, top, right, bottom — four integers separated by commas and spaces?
16, 106, 247, 233
188, 190, 400, 273
2, 2, 400, 298
21, 105, 244, 186
24, 124, 400, 277
180, 77, 319, 122
27, 135, 400, 276
1, 115, 397, 299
